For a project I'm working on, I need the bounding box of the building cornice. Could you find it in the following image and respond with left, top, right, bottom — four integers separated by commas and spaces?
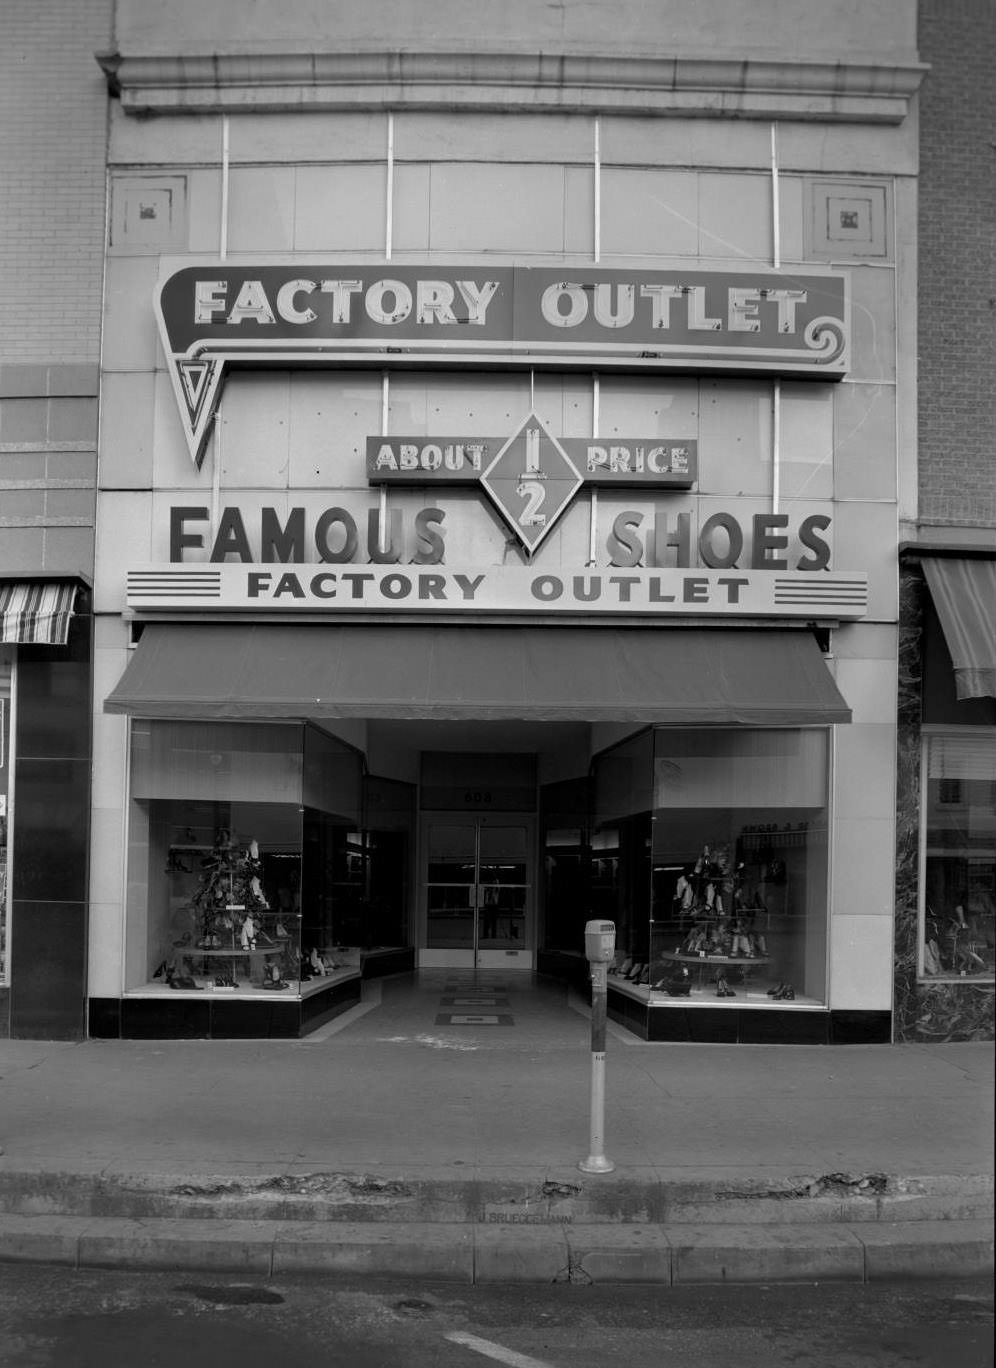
95, 49, 927, 124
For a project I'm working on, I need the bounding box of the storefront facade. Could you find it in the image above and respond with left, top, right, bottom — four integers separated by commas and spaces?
88, 0, 927, 1041
0, 0, 110, 1040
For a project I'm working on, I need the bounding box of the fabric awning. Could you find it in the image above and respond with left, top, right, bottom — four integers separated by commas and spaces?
105, 623, 851, 725
0, 580, 78, 646
922, 557, 996, 699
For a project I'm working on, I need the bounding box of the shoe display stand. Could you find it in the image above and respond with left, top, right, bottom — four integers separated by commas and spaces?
187, 946, 294, 991
159, 832, 302, 994
643, 839, 796, 1002
654, 949, 772, 993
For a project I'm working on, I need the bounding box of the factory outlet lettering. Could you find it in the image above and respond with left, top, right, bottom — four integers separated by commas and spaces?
168, 504, 832, 572
242, 569, 759, 607
157, 262, 850, 466
126, 561, 868, 619
187, 275, 818, 337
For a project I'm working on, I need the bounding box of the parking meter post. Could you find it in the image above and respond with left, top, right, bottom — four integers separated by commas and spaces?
579, 920, 615, 1175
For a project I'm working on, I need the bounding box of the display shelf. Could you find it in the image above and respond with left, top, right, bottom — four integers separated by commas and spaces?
654, 948, 771, 991
183, 946, 286, 958
657, 951, 772, 970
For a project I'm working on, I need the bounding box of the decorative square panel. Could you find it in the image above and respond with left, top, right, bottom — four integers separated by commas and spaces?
808, 181, 889, 259
110, 176, 188, 253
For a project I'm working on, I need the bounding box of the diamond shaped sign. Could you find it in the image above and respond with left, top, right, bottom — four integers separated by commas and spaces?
479, 412, 584, 555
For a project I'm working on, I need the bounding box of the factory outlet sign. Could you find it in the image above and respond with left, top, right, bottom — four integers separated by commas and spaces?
141, 264, 863, 620
126, 486, 869, 619
125, 563, 868, 618
156, 262, 850, 467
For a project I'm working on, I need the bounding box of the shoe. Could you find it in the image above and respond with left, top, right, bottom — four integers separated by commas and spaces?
767, 983, 785, 997
772, 984, 795, 1001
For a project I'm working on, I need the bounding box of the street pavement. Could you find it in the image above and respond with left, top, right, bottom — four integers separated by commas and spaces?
0, 971, 992, 1283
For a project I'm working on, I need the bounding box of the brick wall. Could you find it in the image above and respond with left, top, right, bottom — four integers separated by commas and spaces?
0, 0, 112, 366
917, 0, 996, 529
0, 0, 110, 577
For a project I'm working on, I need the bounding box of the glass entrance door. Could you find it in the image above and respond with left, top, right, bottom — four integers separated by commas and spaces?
421, 816, 533, 969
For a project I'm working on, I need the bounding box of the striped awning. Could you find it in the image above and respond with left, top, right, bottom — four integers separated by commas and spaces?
0, 580, 78, 646
922, 558, 996, 700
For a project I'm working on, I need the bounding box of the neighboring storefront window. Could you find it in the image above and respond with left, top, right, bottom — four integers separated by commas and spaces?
0, 648, 11, 984
592, 726, 831, 1005
920, 731, 996, 981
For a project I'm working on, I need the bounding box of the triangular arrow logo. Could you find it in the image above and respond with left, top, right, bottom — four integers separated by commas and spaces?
170, 358, 225, 468
178, 360, 211, 412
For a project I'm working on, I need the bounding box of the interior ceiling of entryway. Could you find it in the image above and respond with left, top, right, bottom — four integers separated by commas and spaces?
359, 718, 601, 788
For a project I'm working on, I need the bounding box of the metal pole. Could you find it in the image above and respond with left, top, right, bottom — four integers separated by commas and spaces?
579, 961, 615, 1173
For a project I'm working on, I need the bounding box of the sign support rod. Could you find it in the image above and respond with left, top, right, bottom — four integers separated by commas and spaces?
385, 112, 394, 262
770, 123, 782, 516
593, 117, 601, 263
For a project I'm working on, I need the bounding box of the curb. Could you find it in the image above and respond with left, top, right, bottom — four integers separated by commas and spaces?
0, 1169, 991, 1226
0, 1214, 992, 1284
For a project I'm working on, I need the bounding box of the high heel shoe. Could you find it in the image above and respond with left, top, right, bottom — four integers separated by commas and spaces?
772, 983, 795, 1001
767, 982, 785, 997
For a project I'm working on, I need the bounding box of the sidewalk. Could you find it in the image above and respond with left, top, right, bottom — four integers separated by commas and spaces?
0, 973, 992, 1283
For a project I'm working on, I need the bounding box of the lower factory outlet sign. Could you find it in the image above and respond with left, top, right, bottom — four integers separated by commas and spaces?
126, 563, 868, 618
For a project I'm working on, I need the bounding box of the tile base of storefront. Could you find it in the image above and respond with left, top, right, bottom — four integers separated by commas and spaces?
635, 1002, 892, 1045
610, 991, 891, 1045
88, 972, 360, 1041
539, 955, 892, 1043
615, 994, 891, 1044
87, 949, 416, 1040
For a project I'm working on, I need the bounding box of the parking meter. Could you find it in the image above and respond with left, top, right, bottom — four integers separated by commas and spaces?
580, 920, 615, 1173
584, 920, 616, 964
584, 919, 615, 995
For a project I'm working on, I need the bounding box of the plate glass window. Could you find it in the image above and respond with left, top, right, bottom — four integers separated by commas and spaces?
919, 731, 996, 981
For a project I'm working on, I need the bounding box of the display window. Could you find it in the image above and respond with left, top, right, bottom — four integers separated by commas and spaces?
919, 730, 996, 982
591, 730, 653, 979
0, 647, 11, 985
364, 776, 416, 950
124, 718, 409, 998
591, 726, 832, 1006
541, 777, 591, 957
